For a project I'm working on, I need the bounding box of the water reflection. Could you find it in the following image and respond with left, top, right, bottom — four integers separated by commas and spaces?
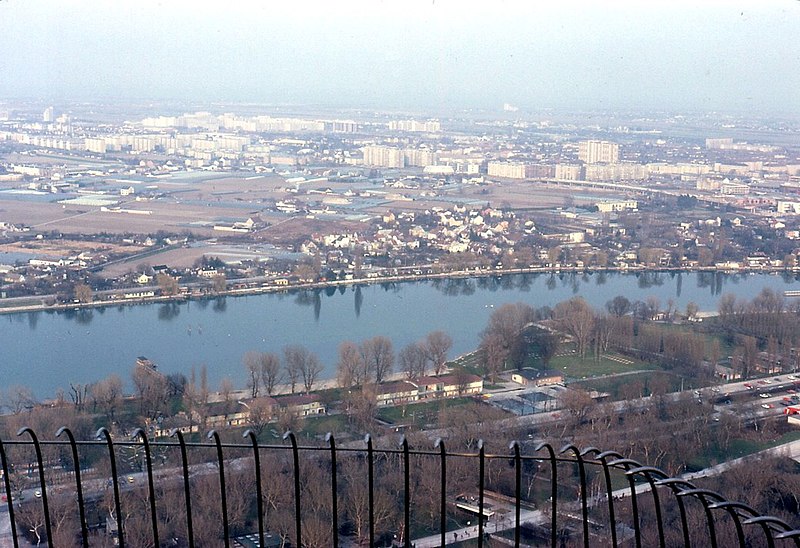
77, 309, 94, 324
158, 303, 181, 321
354, 285, 363, 317
212, 297, 227, 313
636, 271, 664, 289
518, 273, 533, 291
27, 311, 40, 329
433, 278, 476, 296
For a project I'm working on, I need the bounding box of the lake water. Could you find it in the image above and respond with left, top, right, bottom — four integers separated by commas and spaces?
3, 271, 800, 399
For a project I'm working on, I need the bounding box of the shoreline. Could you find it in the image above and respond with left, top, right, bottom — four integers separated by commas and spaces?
1, 264, 798, 317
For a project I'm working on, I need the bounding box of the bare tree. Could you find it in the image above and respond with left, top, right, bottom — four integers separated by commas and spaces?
554, 297, 595, 358
360, 336, 394, 383
90, 375, 124, 421
284, 345, 321, 393
347, 385, 379, 431
300, 352, 323, 393
399, 342, 428, 380
156, 272, 179, 295
337, 340, 365, 387
480, 302, 535, 371
606, 295, 632, 317
260, 352, 282, 395
246, 397, 274, 435
3, 385, 35, 414
243, 351, 262, 398
424, 330, 453, 375
219, 377, 235, 419
479, 331, 508, 383
132, 363, 168, 419
68, 382, 88, 411
212, 273, 227, 293
184, 365, 210, 432
73, 282, 93, 303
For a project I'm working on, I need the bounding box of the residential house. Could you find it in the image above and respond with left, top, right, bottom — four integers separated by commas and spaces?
376, 381, 419, 407
274, 393, 326, 417
511, 368, 564, 387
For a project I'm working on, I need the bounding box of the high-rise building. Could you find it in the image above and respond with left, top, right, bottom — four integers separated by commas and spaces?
362, 146, 404, 168
42, 106, 54, 123
578, 140, 619, 164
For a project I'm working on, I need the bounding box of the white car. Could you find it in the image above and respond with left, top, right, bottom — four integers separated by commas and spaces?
759, 393, 770, 398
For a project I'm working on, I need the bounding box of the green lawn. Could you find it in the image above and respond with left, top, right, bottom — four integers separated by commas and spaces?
298, 413, 352, 437
548, 352, 656, 379
378, 397, 476, 427
572, 370, 695, 398
688, 430, 800, 471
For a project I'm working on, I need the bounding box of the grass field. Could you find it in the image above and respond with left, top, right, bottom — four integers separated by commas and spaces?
378, 397, 477, 428
571, 370, 701, 398
549, 351, 656, 379
687, 430, 800, 471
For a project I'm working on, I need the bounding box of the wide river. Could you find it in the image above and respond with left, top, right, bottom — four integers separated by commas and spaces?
4, 271, 800, 399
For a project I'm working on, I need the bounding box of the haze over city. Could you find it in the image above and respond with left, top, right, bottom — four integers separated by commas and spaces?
6, 1, 800, 546
2, 0, 800, 114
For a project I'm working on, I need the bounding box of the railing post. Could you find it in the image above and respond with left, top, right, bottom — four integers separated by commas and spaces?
207, 430, 230, 548
742, 515, 792, 548
365, 434, 375, 548
534, 443, 558, 548
434, 438, 447, 548
625, 467, 666, 548
0, 435, 19, 548
169, 429, 194, 548
608, 457, 644, 548
478, 440, 485, 548
655, 478, 694, 548
509, 441, 521, 548
244, 430, 265, 547
96, 427, 125, 548
18, 428, 53, 548
592, 449, 621, 548
284, 430, 302, 548
56, 427, 89, 547
401, 436, 411, 548
132, 428, 159, 548
561, 444, 589, 548
676, 488, 723, 548
711, 502, 747, 547
326, 433, 340, 548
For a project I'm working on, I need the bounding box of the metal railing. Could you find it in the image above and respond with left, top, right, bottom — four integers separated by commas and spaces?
2, 426, 800, 547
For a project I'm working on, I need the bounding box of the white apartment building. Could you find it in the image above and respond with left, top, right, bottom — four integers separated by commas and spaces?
388, 119, 441, 132
362, 146, 405, 168
597, 200, 638, 213
777, 201, 800, 214
487, 161, 527, 179
578, 140, 619, 164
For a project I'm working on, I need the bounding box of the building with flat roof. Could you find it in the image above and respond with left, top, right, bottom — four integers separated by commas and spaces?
578, 140, 619, 164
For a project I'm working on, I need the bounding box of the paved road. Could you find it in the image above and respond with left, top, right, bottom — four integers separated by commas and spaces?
0, 507, 33, 548
411, 509, 544, 547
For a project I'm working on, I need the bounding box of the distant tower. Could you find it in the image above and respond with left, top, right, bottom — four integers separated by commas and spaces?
42, 106, 54, 123
578, 140, 619, 164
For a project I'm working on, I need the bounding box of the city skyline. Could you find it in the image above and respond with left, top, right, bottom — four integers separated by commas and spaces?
1, 0, 799, 115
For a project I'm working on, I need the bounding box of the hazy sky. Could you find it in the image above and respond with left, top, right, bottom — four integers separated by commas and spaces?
1, 0, 799, 114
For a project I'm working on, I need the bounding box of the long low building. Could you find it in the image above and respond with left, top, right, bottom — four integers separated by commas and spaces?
376, 373, 484, 406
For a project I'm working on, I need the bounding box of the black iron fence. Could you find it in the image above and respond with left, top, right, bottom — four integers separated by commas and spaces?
2, 426, 800, 547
